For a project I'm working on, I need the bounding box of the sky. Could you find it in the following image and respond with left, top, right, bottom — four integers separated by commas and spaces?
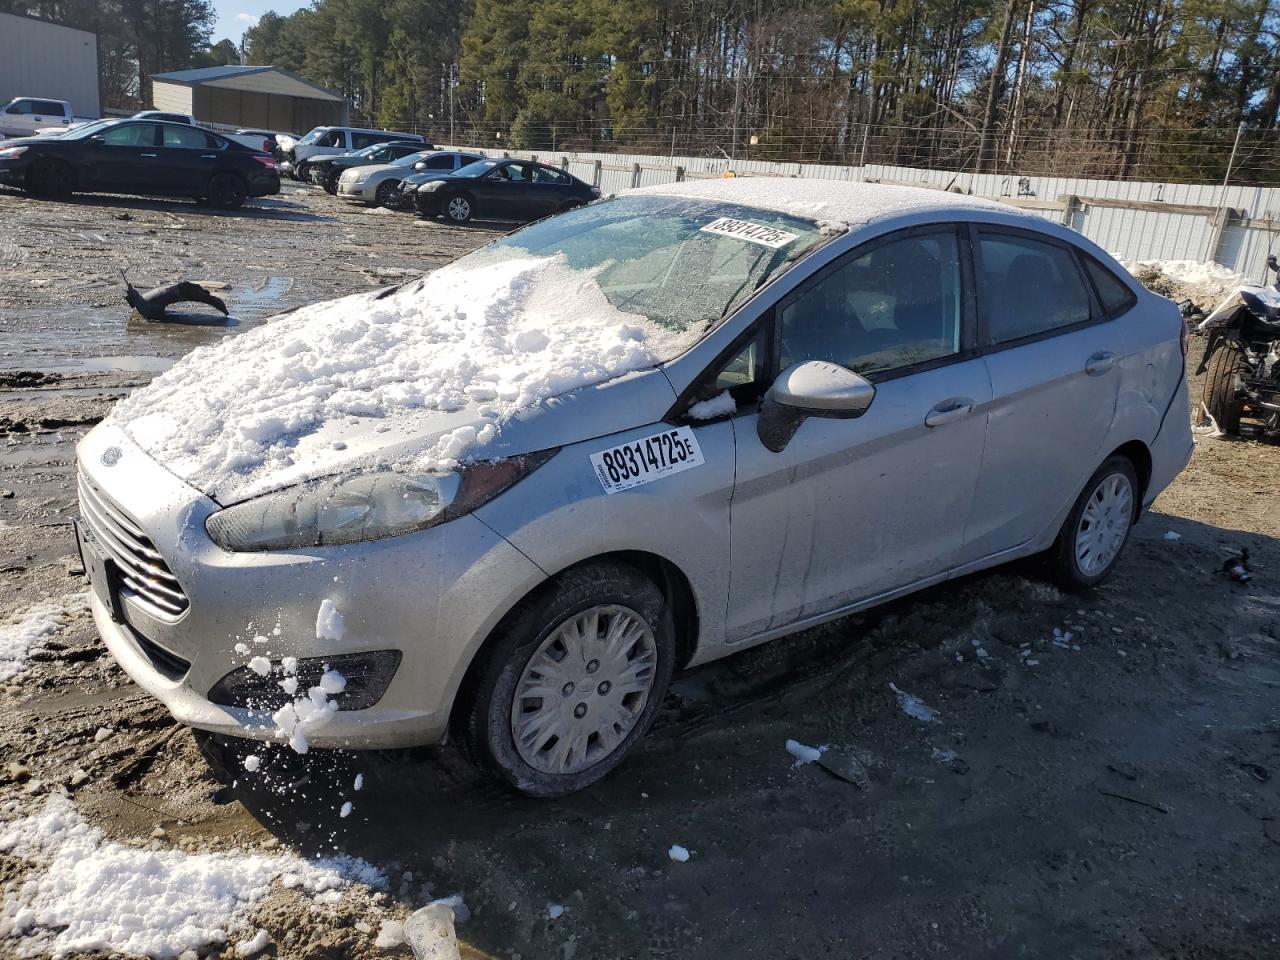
211, 0, 308, 45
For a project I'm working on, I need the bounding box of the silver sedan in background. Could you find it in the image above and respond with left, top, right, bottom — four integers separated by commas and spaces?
336, 149, 479, 206
75, 180, 1192, 797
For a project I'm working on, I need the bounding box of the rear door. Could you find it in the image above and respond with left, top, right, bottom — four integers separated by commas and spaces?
155, 125, 226, 193
959, 226, 1125, 563
528, 164, 575, 217
85, 122, 163, 191
717, 226, 992, 640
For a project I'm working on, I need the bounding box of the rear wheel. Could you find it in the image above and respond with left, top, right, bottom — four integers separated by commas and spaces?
1046, 455, 1139, 590
444, 194, 473, 224
30, 158, 75, 199
206, 173, 246, 210
459, 561, 674, 797
1201, 341, 1250, 436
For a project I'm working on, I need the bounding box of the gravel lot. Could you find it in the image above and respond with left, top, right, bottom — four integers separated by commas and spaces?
1, 182, 1279, 960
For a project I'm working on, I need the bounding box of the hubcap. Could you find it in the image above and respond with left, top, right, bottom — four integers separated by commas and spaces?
449, 197, 470, 220
511, 604, 657, 776
1074, 472, 1134, 576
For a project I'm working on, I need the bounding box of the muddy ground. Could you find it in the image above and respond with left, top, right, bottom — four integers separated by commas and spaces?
1, 182, 1278, 960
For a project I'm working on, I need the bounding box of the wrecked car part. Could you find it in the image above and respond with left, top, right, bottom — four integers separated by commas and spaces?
122, 271, 229, 322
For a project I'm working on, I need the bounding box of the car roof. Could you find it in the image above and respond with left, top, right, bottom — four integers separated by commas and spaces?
626, 178, 1031, 229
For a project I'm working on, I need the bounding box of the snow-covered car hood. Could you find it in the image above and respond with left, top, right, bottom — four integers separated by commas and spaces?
105, 253, 690, 504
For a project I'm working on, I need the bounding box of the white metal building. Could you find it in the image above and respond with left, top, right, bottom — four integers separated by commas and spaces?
0, 12, 100, 117
150, 65, 349, 133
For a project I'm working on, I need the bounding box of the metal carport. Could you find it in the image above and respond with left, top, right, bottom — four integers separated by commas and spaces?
150, 65, 349, 134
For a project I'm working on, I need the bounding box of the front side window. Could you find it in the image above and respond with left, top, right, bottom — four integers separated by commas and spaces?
8, 100, 35, 115
103, 123, 158, 147
978, 232, 1092, 344
778, 230, 963, 377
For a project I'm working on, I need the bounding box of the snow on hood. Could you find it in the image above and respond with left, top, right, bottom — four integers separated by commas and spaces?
108, 253, 694, 502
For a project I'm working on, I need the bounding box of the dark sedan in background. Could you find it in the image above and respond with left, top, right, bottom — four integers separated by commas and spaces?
0, 118, 280, 210
411, 157, 600, 223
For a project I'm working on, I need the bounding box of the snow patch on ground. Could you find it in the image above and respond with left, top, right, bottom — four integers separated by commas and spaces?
109, 253, 700, 501
0, 794, 383, 959
1122, 257, 1250, 309
784, 739, 826, 766
889, 683, 939, 722
0, 593, 89, 683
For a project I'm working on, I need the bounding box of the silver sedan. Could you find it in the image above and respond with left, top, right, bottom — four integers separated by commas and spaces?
75, 179, 1192, 796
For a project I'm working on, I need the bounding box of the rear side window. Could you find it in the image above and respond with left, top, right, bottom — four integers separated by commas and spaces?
163, 126, 220, 149
1081, 254, 1138, 318
36, 100, 66, 115
977, 232, 1092, 344
423, 154, 454, 170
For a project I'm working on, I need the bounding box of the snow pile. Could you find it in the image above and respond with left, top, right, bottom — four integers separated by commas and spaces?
0, 593, 89, 683
110, 253, 699, 501
0, 794, 383, 959
1123, 258, 1250, 309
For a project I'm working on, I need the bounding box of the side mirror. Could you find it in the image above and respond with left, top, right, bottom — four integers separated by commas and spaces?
757, 361, 875, 452
89, 135, 106, 146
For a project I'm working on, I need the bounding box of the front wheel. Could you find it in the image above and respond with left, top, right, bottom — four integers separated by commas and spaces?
374, 180, 400, 207
322, 172, 339, 194
30, 158, 75, 199
459, 561, 674, 797
1046, 455, 1139, 590
444, 194, 473, 223
1201, 341, 1250, 436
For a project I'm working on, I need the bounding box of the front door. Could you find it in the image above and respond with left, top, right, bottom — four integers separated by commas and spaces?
959, 227, 1125, 563
86, 122, 162, 192
721, 227, 992, 642
478, 162, 534, 220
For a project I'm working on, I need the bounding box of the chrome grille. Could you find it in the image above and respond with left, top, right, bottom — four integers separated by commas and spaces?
77, 467, 189, 616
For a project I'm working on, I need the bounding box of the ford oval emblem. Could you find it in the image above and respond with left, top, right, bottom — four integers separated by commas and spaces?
100, 447, 122, 467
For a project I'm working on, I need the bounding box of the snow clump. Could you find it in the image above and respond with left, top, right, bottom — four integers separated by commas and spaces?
0, 592, 89, 683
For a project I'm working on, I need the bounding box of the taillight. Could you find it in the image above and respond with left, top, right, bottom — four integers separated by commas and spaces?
251, 154, 276, 169
262, 139, 271, 152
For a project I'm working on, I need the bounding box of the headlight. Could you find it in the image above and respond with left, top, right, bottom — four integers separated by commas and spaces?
352, 170, 371, 183
417, 180, 445, 193
0, 146, 28, 160
205, 451, 557, 552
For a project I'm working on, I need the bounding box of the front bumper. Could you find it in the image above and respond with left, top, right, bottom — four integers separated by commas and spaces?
337, 179, 376, 201
76, 423, 546, 749
0, 161, 28, 187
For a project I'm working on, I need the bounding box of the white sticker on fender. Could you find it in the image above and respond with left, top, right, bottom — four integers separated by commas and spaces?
700, 217, 799, 249
590, 426, 705, 494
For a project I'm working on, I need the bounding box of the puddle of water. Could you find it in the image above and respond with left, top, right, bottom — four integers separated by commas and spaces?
0, 386, 130, 402
232, 276, 293, 317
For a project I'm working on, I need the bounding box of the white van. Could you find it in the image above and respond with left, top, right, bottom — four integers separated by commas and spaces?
282, 126, 428, 180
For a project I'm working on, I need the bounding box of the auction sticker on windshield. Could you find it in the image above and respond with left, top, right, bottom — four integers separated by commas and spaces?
700, 217, 799, 249
591, 427, 705, 494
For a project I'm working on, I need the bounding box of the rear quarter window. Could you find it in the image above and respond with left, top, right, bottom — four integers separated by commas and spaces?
1081, 254, 1139, 318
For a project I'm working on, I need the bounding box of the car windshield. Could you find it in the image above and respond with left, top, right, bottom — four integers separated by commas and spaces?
296, 128, 326, 146
351, 145, 383, 158
458, 195, 831, 338
393, 151, 432, 167
452, 159, 500, 178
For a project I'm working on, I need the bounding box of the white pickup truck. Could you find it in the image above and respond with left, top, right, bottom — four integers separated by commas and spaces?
0, 97, 95, 138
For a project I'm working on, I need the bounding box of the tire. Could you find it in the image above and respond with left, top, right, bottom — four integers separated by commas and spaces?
374, 180, 400, 207
444, 193, 474, 224
206, 173, 246, 210
323, 172, 339, 195
1201, 341, 1250, 436
1046, 455, 1139, 590
295, 162, 312, 183
459, 561, 675, 798
30, 158, 75, 199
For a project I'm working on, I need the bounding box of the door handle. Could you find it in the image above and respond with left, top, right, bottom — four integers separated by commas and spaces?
201, 154, 217, 159
140, 153, 158, 158
925, 397, 975, 428
1085, 351, 1116, 376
